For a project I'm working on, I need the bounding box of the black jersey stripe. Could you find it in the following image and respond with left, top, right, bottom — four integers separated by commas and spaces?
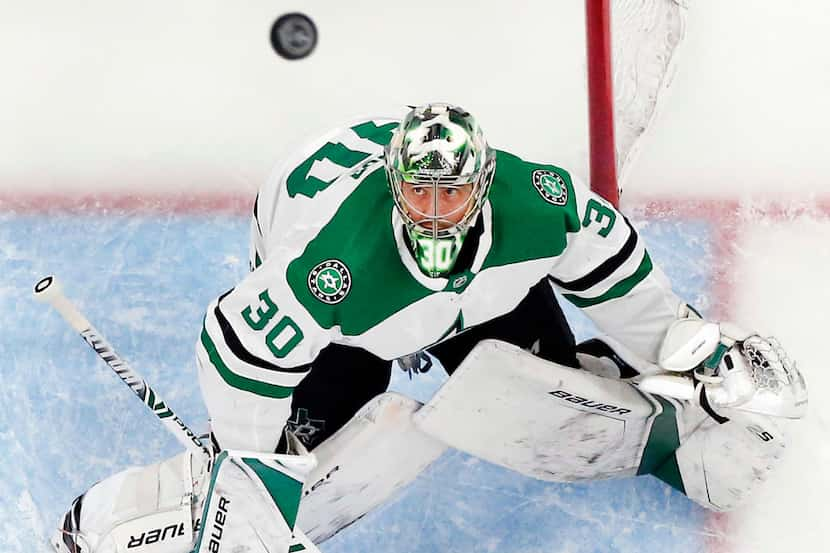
212, 292, 311, 374
200, 323, 295, 398
563, 250, 653, 308
549, 216, 639, 292
253, 193, 263, 237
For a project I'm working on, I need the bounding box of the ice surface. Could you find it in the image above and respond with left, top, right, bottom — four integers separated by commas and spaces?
1, 210, 721, 552
720, 218, 830, 553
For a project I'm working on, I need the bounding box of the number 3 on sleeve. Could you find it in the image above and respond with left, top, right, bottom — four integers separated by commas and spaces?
581, 198, 617, 237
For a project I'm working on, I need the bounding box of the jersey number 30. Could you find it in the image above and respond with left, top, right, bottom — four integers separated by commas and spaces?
241, 290, 304, 359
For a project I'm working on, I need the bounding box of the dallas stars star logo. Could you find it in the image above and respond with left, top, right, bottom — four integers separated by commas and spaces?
532, 169, 568, 206
308, 259, 352, 304
318, 269, 341, 293
286, 408, 326, 447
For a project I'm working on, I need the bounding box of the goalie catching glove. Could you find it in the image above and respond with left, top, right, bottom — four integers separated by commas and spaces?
638, 305, 808, 421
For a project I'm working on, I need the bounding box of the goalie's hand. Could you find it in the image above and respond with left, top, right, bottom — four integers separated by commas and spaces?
639, 312, 807, 420
694, 333, 807, 419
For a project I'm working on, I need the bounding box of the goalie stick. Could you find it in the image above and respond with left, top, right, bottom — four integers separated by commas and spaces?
34, 275, 214, 465
34, 275, 321, 553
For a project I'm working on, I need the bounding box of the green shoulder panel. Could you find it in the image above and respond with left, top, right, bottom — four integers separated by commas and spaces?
482, 150, 582, 269
286, 120, 398, 199
286, 149, 583, 336
285, 168, 432, 336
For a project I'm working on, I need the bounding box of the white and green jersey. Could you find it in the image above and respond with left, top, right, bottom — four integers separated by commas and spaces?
196, 118, 683, 452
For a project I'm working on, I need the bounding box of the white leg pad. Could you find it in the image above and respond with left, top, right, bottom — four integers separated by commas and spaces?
412, 339, 792, 511
54, 394, 444, 551
414, 340, 658, 481
192, 449, 315, 553
297, 392, 447, 543
674, 407, 788, 511
52, 451, 201, 553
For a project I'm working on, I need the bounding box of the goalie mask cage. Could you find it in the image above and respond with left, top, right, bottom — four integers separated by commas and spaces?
586, 0, 687, 206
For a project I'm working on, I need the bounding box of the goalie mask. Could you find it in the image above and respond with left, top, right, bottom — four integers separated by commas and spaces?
385, 103, 496, 278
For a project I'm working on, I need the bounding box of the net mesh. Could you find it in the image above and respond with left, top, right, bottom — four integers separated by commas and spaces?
611, 0, 688, 188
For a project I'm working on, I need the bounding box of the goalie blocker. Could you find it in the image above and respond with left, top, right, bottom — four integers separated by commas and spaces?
52, 339, 805, 552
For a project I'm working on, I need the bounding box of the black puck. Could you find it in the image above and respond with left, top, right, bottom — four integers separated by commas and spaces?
270, 13, 318, 60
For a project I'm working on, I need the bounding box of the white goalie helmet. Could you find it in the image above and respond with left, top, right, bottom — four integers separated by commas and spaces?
385, 103, 496, 277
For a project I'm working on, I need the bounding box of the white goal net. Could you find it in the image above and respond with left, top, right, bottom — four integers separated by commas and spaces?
609, 0, 688, 192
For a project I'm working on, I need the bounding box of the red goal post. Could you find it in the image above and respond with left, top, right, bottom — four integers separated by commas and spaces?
585, 0, 687, 207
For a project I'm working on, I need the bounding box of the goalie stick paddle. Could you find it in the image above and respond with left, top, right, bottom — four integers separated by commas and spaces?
33, 275, 322, 553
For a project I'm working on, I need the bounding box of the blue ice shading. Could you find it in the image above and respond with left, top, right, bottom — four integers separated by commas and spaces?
0, 211, 716, 552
